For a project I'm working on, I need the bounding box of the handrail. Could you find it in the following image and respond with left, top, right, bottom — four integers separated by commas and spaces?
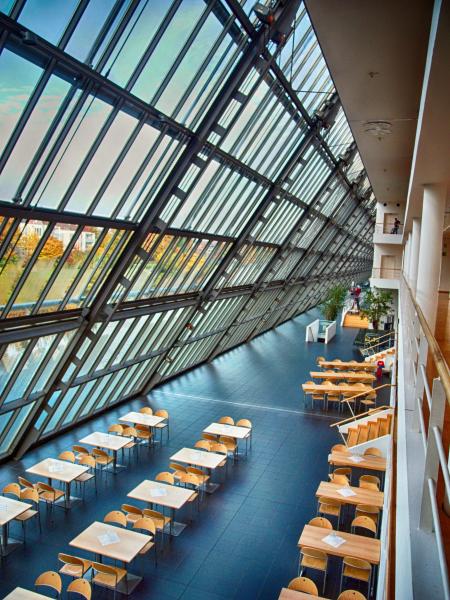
402, 275, 450, 405
362, 331, 396, 351
330, 386, 394, 428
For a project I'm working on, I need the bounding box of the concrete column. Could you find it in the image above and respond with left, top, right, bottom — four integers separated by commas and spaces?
403, 235, 411, 280
409, 218, 421, 293
416, 184, 447, 332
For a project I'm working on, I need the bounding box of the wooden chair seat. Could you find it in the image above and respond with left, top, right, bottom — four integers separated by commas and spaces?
301, 552, 327, 571
143, 509, 171, 531
59, 555, 92, 578
15, 508, 38, 522
75, 472, 95, 483
139, 540, 155, 555
343, 563, 371, 582
92, 566, 127, 588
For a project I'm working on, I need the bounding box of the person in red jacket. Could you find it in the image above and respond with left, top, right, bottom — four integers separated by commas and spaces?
376, 359, 385, 382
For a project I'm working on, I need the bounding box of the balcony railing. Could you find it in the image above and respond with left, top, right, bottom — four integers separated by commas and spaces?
371, 267, 401, 280
400, 275, 450, 599
374, 222, 403, 235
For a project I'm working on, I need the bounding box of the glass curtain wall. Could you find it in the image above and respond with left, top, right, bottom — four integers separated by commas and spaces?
0, 0, 375, 459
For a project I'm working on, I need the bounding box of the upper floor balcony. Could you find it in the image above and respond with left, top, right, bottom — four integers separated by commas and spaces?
370, 267, 400, 290
373, 222, 403, 245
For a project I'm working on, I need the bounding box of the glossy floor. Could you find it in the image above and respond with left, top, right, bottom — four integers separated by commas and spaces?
0, 309, 372, 599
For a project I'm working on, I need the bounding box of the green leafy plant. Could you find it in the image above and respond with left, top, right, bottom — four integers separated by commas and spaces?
320, 284, 347, 321
360, 288, 393, 329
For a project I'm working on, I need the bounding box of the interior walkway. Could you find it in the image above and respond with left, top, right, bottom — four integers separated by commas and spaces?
0, 309, 363, 600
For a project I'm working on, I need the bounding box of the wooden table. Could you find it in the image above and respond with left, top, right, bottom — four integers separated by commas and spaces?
70, 521, 151, 594
170, 448, 225, 493
203, 422, 250, 439
316, 481, 384, 508
302, 383, 373, 395
3, 588, 53, 599
328, 451, 387, 473
27, 458, 89, 509
79, 431, 132, 472
310, 371, 375, 383
318, 360, 377, 371
0, 497, 32, 556
298, 524, 381, 564
278, 588, 330, 599
128, 479, 195, 536
119, 411, 165, 428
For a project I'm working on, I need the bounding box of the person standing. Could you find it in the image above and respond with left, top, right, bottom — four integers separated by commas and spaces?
391, 218, 401, 234
354, 285, 361, 311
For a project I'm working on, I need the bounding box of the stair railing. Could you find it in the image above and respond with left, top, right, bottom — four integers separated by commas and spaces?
360, 331, 396, 357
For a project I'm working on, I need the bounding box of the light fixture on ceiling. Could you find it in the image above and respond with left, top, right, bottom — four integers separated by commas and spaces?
363, 120, 393, 140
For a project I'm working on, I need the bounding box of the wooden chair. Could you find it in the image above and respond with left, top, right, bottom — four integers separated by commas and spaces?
331, 444, 349, 453
3, 482, 21, 498
308, 516, 333, 529
303, 381, 315, 404
330, 466, 352, 485
75, 455, 96, 496
337, 590, 367, 600
202, 433, 218, 442
121, 503, 143, 526
104, 510, 127, 528
169, 462, 187, 481
179, 472, 201, 517
135, 424, 152, 449
121, 426, 138, 462
91, 448, 114, 475
340, 556, 372, 594
236, 418, 252, 451
187, 467, 209, 498
155, 472, 175, 485
108, 424, 124, 435
355, 504, 380, 534
139, 406, 153, 415
91, 562, 127, 599
359, 474, 380, 491
143, 508, 171, 540
363, 447, 382, 457
326, 388, 341, 412
218, 416, 234, 425
17, 487, 40, 539
35, 571, 62, 598
360, 390, 377, 411
36, 482, 65, 513
67, 578, 91, 600
298, 547, 328, 593
154, 409, 169, 443
219, 435, 237, 462
288, 576, 318, 595
209, 442, 228, 478
58, 451, 75, 463
329, 473, 350, 486
316, 356, 326, 366
18, 476, 36, 492
317, 496, 342, 528
133, 517, 157, 566
72, 445, 90, 462
58, 553, 91, 578
311, 389, 326, 411
195, 440, 211, 451
351, 516, 377, 537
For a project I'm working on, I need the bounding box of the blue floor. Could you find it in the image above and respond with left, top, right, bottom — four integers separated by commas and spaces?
0, 309, 368, 599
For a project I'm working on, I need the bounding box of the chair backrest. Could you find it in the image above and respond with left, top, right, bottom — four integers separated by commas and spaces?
359, 474, 380, 490
187, 467, 204, 477
78, 455, 96, 469
180, 472, 200, 487
122, 426, 137, 437
318, 496, 342, 508
18, 476, 35, 489
37, 482, 55, 494
210, 442, 228, 455
58, 553, 85, 569
73, 445, 89, 455
67, 578, 92, 600
121, 503, 142, 516
236, 418, 252, 428
108, 424, 123, 435
35, 571, 62, 595
155, 409, 168, 419
316, 356, 326, 364
308, 516, 332, 529
218, 435, 235, 444
143, 508, 164, 521
218, 416, 234, 425
92, 448, 108, 458
363, 447, 382, 457
133, 517, 156, 536
58, 450, 75, 462
170, 462, 187, 473
301, 546, 327, 561
351, 516, 377, 535
139, 407, 153, 415
343, 556, 372, 571
3, 482, 20, 498
337, 590, 367, 600
155, 472, 175, 485
288, 576, 318, 594
331, 444, 349, 453
194, 440, 211, 451
104, 510, 127, 527
202, 433, 218, 441
334, 467, 352, 477
330, 473, 349, 486
91, 562, 120, 582
20, 487, 39, 503
356, 504, 380, 523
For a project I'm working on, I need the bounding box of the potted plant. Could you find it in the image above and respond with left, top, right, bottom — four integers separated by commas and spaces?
360, 288, 393, 329
320, 284, 347, 321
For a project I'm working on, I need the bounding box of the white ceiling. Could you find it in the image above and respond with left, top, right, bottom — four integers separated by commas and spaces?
305, 0, 434, 211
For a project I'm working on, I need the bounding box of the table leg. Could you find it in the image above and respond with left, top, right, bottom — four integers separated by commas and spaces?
169, 507, 187, 536
104, 449, 126, 473
205, 468, 219, 494
1, 522, 22, 556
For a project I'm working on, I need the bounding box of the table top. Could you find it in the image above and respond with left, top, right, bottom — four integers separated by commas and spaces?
170, 448, 225, 469
70, 521, 151, 563
318, 360, 377, 371
310, 371, 375, 382
278, 588, 330, 600
128, 479, 194, 510
328, 451, 387, 472
119, 411, 165, 427
0, 496, 32, 526
203, 422, 250, 439
302, 382, 373, 394
79, 431, 132, 451
27, 458, 89, 483
298, 524, 381, 565
316, 481, 384, 508
3, 588, 53, 599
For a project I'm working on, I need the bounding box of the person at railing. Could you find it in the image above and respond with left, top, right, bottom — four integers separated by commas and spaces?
391, 218, 401, 234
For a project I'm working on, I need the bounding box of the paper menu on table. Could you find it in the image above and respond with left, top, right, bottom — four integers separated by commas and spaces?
322, 533, 346, 548
150, 487, 168, 498
349, 455, 364, 463
48, 461, 64, 473
338, 487, 357, 497
97, 530, 120, 546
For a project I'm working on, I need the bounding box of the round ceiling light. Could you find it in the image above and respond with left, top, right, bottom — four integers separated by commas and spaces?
363, 120, 393, 139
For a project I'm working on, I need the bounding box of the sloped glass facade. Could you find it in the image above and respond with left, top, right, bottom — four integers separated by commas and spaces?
0, 0, 375, 459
